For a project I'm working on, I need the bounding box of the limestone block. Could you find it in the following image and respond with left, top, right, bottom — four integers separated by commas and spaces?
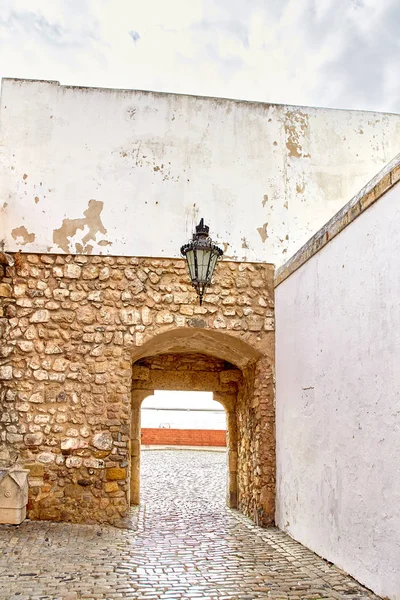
120, 308, 141, 325
83, 458, 105, 469
0, 366, 12, 380
29, 391, 44, 403
248, 316, 263, 332
92, 431, 113, 450
37, 452, 56, 464
0, 468, 29, 524
44, 342, 63, 355
82, 265, 99, 279
24, 432, 43, 446
264, 317, 275, 330
104, 481, 119, 493
30, 310, 50, 323
99, 266, 110, 280
106, 467, 127, 481
76, 307, 96, 324
65, 456, 82, 468
88, 291, 103, 302
0, 283, 12, 297
61, 437, 87, 451
17, 340, 34, 352
63, 264, 82, 278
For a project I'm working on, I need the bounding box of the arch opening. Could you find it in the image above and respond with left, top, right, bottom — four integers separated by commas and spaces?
130, 351, 240, 509
140, 391, 228, 509
129, 326, 275, 527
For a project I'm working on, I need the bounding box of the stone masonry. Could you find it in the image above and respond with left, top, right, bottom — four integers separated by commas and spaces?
0, 252, 274, 526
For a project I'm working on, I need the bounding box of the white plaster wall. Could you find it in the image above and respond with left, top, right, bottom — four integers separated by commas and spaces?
1, 78, 400, 263
275, 183, 400, 599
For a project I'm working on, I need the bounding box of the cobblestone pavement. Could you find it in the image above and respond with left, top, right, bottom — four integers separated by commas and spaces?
0, 450, 378, 600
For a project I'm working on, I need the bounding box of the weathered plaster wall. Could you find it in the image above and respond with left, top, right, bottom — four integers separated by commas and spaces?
0, 252, 275, 526
275, 181, 400, 599
1, 78, 399, 264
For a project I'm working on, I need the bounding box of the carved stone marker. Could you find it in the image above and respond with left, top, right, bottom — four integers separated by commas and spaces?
0, 467, 29, 524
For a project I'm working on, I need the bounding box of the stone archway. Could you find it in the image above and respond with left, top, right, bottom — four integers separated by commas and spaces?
130, 327, 275, 526
130, 352, 241, 509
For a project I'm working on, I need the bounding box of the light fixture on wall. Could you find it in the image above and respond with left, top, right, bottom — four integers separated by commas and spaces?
180, 218, 224, 305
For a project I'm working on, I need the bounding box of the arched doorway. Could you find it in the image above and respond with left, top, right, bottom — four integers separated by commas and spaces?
131, 351, 240, 509
130, 328, 275, 526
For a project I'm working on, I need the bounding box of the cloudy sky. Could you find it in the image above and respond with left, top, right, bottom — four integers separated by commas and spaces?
0, 0, 399, 111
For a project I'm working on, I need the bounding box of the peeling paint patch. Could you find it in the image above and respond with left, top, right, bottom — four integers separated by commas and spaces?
296, 182, 306, 194
284, 111, 311, 159
241, 237, 249, 249
262, 195, 268, 207
23, 173, 28, 180
257, 223, 268, 243
34, 196, 40, 204
11, 226, 35, 245
53, 200, 108, 253
98, 240, 112, 247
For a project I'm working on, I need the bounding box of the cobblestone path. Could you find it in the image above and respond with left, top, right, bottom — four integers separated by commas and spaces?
0, 450, 378, 600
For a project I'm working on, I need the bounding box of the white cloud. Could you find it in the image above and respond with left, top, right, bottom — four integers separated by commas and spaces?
0, 0, 399, 112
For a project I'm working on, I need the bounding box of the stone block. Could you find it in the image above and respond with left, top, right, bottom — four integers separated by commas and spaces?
120, 308, 141, 325
61, 437, 87, 451
104, 481, 119, 493
0, 468, 29, 525
82, 265, 99, 279
17, 340, 34, 352
25, 463, 44, 477
0, 283, 12, 297
24, 432, 43, 446
66, 456, 82, 468
92, 431, 113, 450
106, 467, 127, 481
64, 264, 82, 279
30, 309, 50, 323
84, 458, 105, 469
0, 366, 12, 380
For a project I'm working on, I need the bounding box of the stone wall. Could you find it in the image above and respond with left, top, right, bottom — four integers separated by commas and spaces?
236, 357, 275, 526
0, 252, 275, 525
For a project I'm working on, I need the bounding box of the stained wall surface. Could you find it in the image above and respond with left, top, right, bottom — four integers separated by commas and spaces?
1, 78, 400, 265
275, 181, 400, 599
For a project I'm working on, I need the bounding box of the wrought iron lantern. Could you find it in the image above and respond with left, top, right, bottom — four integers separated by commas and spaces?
181, 218, 224, 305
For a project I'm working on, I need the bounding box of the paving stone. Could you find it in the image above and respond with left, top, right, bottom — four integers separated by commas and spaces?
0, 450, 379, 600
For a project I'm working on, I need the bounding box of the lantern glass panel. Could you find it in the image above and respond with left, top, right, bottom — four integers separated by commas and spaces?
208, 250, 219, 280
196, 248, 212, 282
186, 249, 196, 280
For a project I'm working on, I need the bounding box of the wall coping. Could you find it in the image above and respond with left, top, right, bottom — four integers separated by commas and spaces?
275, 152, 400, 288
3, 78, 400, 116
